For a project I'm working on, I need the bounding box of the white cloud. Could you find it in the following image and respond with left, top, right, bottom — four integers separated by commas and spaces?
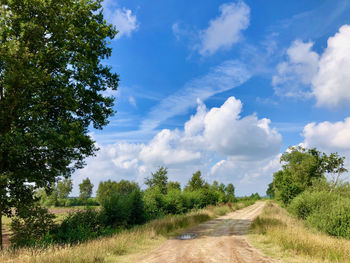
303, 118, 350, 152
272, 40, 319, 98
203, 97, 282, 159
141, 60, 251, 130
103, 3, 139, 39
209, 154, 281, 196
273, 25, 350, 108
198, 1, 250, 56
72, 97, 282, 196
302, 118, 350, 181
139, 129, 201, 166
312, 25, 350, 108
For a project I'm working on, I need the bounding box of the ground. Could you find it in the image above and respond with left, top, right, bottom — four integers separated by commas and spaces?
119, 201, 276, 263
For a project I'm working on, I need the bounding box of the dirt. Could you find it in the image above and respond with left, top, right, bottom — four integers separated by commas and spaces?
136, 201, 277, 263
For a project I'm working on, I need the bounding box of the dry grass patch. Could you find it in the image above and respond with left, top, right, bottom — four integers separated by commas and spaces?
249, 201, 350, 263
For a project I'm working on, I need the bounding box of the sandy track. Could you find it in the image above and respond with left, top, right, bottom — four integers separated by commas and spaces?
137, 201, 276, 263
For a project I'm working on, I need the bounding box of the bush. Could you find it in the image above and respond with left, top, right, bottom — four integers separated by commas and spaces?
10, 205, 56, 248
143, 187, 166, 220
53, 208, 104, 244
307, 197, 350, 239
288, 191, 338, 220
163, 189, 185, 215
127, 188, 147, 225
100, 193, 131, 227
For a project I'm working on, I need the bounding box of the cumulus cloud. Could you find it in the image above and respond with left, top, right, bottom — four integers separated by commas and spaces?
303, 118, 350, 152
301, 118, 350, 181
273, 25, 350, 108
209, 154, 282, 196
72, 97, 282, 196
103, 2, 139, 39
273, 40, 319, 98
203, 97, 282, 159
198, 1, 250, 56
312, 25, 350, 108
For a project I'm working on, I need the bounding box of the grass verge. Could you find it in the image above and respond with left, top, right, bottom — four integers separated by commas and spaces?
248, 201, 350, 263
0, 200, 254, 263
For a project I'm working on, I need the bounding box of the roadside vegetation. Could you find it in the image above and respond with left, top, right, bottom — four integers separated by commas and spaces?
250, 146, 350, 262
0, 199, 256, 263
2, 167, 261, 250
250, 201, 350, 263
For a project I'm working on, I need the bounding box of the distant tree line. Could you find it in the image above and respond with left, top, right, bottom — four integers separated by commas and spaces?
9, 167, 253, 248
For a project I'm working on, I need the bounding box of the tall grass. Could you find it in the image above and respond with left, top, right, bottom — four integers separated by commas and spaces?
0, 200, 254, 263
250, 201, 350, 263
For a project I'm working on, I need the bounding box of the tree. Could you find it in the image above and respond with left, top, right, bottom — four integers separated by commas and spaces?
185, 170, 205, 191
271, 146, 346, 205
79, 178, 93, 201
96, 180, 118, 205
266, 182, 275, 198
0, 0, 118, 248
96, 179, 138, 205
323, 153, 348, 191
167, 181, 181, 191
57, 179, 73, 200
145, 167, 168, 194
225, 183, 235, 202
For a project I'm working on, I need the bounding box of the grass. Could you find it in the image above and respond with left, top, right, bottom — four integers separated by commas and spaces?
0, 200, 254, 263
248, 201, 350, 263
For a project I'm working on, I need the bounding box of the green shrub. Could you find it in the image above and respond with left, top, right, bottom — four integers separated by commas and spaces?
288, 191, 338, 220
101, 193, 131, 227
53, 208, 104, 243
127, 188, 146, 225
307, 197, 350, 239
10, 205, 56, 248
143, 186, 166, 220
163, 189, 185, 215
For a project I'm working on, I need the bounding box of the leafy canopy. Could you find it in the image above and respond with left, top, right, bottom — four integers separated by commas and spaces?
0, 0, 119, 241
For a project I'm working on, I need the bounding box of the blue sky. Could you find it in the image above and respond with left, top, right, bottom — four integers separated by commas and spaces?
73, 0, 350, 196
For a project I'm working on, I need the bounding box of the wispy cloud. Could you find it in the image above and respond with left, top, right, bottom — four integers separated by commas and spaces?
198, 1, 250, 56
103, 1, 139, 39
140, 60, 252, 131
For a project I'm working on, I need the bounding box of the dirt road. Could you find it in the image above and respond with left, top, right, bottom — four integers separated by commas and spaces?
137, 201, 276, 263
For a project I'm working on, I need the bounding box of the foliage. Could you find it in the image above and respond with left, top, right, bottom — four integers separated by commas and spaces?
53, 209, 104, 244
0, 0, 118, 247
79, 178, 94, 201
288, 186, 350, 239
167, 181, 181, 191
57, 179, 73, 200
251, 202, 350, 263
96, 179, 138, 205
185, 170, 206, 191
266, 182, 274, 198
225, 183, 236, 202
10, 205, 56, 248
307, 198, 350, 239
145, 167, 168, 194
272, 147, 327, 205
100, 193, 131, 228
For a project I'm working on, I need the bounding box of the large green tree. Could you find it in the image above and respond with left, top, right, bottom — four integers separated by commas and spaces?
272, 146, 347, 205
0, 0, 118, 248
